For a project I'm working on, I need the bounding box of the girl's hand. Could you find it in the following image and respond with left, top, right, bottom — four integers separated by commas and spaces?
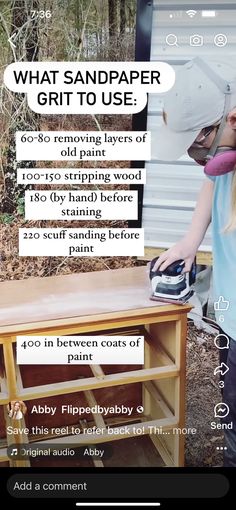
152, 180, 214, 274
152, 238, 197, 273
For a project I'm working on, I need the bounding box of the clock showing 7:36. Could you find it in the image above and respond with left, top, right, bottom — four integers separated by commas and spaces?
30, 10, 52, 19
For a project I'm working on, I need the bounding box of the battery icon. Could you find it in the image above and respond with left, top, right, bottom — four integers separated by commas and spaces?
202, 10, 216, 17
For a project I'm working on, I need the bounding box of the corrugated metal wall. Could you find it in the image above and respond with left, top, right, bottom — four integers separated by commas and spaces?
143, 0, 236, 253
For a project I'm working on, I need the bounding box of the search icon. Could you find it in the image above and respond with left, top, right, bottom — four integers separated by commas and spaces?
166, 33, 179, 46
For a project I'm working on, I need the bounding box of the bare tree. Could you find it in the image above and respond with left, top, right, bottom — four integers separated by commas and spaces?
108, 0, 119, 40
0, 0, 39, 214
120, 0, 126, 35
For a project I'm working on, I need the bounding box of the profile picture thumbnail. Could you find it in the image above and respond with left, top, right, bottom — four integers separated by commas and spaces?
7, 400, 27, 420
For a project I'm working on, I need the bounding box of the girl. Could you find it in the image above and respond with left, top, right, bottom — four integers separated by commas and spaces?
154, 57, 236, 466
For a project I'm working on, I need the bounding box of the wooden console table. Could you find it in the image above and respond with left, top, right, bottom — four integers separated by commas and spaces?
0, 266, 191, 467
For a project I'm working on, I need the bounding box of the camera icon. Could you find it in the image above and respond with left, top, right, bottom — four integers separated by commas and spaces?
190, 34, 204, 46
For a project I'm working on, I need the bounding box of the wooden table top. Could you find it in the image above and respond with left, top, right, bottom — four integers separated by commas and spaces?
0, 266, 191, 334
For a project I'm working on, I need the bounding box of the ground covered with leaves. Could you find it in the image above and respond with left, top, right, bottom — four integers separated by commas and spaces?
185, 324, 223, 467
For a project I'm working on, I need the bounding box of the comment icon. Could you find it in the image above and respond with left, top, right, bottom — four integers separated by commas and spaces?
214, 334, 230, 350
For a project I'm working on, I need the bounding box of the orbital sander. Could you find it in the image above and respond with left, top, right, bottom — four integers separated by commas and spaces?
149, 257, 196, 305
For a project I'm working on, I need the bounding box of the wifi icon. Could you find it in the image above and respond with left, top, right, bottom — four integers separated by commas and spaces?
186, 10, 197, 18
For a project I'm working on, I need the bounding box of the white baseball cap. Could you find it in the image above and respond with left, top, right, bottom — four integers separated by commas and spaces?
155, 58, 236, 161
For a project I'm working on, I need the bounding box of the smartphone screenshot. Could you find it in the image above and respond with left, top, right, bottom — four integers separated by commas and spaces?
0, 0, 235, 507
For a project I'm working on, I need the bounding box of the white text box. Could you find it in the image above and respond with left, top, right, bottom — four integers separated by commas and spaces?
17, 336, 144, 365
16, 131, 151, 161
5, 61, 175, 114
17, 167, 146, 185
25, 190, 138, 220
19, 228, 144, 257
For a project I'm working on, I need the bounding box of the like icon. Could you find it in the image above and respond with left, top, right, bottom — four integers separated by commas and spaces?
214, 296, 230, 311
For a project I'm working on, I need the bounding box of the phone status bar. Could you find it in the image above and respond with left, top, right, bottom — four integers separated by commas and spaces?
158, 9, 235, 27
